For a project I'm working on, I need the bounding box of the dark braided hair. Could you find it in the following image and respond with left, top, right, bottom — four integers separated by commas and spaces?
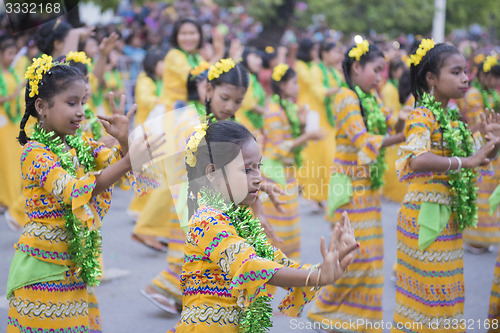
186, 121, 255, 218
205, 62, 249, 121
409, 43, 460, 103
342, 42, 385, 120
18, 64, 85, 145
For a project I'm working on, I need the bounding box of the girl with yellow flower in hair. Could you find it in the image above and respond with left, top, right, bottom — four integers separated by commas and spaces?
169, 119, 358, 333
461, 55, 500, 254
308, 41, 407, 333
261, 63, 326, 262
390, 41, 500, 333
6, 55, 162, 333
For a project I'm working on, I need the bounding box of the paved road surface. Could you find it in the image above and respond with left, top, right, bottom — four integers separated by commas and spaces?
0, 188, 497, 332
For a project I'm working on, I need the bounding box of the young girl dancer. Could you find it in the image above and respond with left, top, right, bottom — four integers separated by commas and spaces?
170, 120, 358, 332
6, 55, 161, 333
308, 40, 407, 332
392, 40, 500, 333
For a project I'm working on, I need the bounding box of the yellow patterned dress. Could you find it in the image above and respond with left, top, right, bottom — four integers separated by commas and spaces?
169, 204, 319, 332
6, 137, 146, 333
261, 98, 301, 261
0, 69, 23, 209
462, 85, 500, 247
308, 87, 395, 332
391, 106, 473, 333
295, 60, 336, 202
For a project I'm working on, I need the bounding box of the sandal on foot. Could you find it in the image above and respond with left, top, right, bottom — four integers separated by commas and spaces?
131, 234, 167, 252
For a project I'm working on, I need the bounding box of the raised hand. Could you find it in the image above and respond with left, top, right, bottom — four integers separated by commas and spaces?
318, 212, 358, 285
129, 127, 166, 173
99, 32, 120, 57
97, 93, 136, 152
480, 108, 500, 138
260, 182, 287, 214
463, 139, 498, 168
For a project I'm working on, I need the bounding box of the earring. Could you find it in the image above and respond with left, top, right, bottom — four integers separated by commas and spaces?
430, 86, 434, 96
39, 115, 45, 128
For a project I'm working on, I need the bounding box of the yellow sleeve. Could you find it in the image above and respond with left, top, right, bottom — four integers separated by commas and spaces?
336, 89, 384, 165
295, 61, 327, 102
464, 87, 483, 126
187, 208, 282, 304
396, 107, 435, 183
262, 102, 294, 164
273, 249, 319, 317
21, 142, 97, 228
162, 49, 191, 105
239, 76, 257, 111
135, 72, 160, 125
380, 82, 400, 113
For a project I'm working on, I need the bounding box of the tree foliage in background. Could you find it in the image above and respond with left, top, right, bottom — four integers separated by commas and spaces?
215, 0, 499, 41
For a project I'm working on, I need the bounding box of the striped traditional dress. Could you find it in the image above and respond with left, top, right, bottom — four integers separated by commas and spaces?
261, 98, 301, 261
7, 137, 147, 333
308, 87, 395, 332
462, 85, 500, 248
391, 106, 474, 333
169, 205, 319, 332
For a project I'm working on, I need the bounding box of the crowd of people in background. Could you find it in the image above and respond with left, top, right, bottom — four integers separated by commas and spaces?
2, 1, 500, 332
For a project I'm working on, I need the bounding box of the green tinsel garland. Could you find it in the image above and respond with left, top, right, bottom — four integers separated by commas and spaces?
31, 124, 102, 286
0, 67, 21, 123
420, 93, 478, 230
81, 105, 103, 140
198, 188, 275, 333
354, 86, 387, 190
472, 80, 500, 112
271, 94, 304, 168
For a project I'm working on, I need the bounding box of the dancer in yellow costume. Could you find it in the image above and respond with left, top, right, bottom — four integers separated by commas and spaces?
141, 60, 252, 314
462, 55, 500, 252
236, 47, 267, 145
309, 41, 407, 332
127, 49, 169, 251
295, 39, 338, 204
134, 18, 205, 253
391, 40, 500, 333
381, 57, 413, 203
0, 36, 24, 212
261, 63, 325, 262
168, 119, 358, 333
7, 56, 159, 333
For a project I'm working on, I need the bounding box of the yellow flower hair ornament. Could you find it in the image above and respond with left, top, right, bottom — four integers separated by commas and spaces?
265, 46, 275, 54
208, 58, 236, 81
25, 54, 56, 98
483, 55, 498, 73
65, 51, 92, 65
409, 38, 436, 66
190, 61, 211, 77
348, 40, 369, 61
474, 54, 485, 65
185, 122, 208, 167
272, 63, 289, 82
